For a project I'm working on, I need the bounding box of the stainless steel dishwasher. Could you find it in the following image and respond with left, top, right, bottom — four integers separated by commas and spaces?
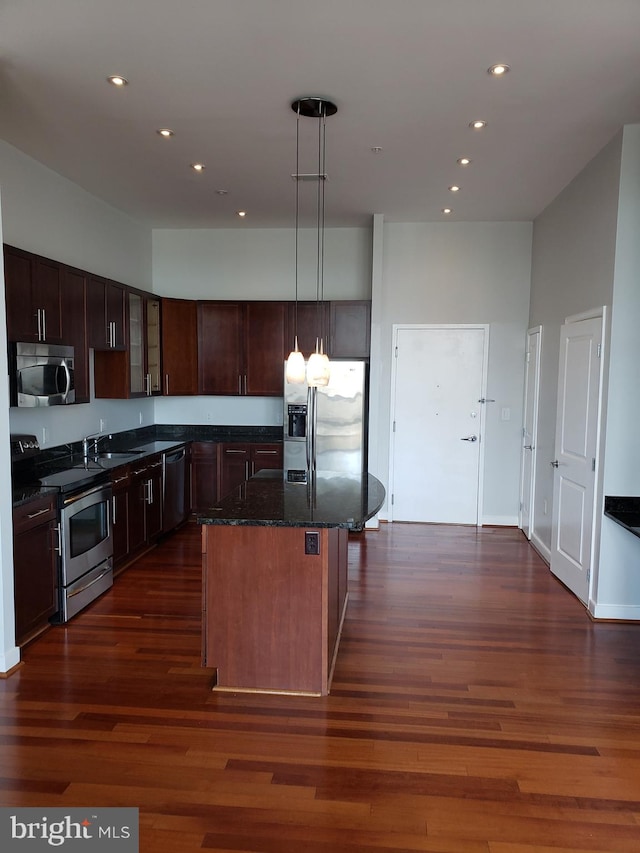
162, 445, 188, 533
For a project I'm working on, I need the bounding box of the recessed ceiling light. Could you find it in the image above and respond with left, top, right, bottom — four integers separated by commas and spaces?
107, 75, 128, 87
449, 185, 460, 193
157, 128, 174, 138
488, 63, 510, 76
457, 157, 472, 166
371, 147, 383, 153
191, 163, 205, 172
469, 120, 487, 130
441, 208, 452, 215
216, 189, 228, 196
237, 210, 247, 218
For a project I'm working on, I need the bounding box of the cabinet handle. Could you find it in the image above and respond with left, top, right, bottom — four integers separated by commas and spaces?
238, 375, 242, 395
148, 478, 154, 504
146, 373, 151, 396
243, 374, 247, 395
255, 450, 278, 455
225, 449, 246, 454
112, 495, 117, 524
41, 308, 47, 342
35, 309, 41, 340
165, 374, 170, 395
53, 522, 62, 554
27, 507, 50, 520
245, 461, 250, 479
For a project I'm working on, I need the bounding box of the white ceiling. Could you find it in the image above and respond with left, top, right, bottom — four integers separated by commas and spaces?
2, 0, 640, 229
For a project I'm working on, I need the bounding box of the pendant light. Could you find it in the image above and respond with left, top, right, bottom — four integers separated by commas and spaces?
285, 103, 306, 383
289, 96, 337, 387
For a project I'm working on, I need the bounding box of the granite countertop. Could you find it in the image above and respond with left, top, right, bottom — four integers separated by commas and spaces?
12, 425, 283, 508
197, 469, 385, 531
604, 496, 640, 540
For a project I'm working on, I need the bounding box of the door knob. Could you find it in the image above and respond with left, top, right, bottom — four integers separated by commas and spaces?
550, 460, 559, 468
461, 435, 478, 442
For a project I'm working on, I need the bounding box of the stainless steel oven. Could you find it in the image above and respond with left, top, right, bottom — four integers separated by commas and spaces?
59, 481, 113, 621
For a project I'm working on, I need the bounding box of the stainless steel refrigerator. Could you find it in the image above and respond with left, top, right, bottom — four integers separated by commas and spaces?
283, 360, 367, 481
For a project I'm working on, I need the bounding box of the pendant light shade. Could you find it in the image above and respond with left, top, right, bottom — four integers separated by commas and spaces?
285, 337, 306, 383
307, 338, 330, 387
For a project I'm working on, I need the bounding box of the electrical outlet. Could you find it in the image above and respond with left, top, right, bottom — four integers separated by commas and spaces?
304, 531, 320, 555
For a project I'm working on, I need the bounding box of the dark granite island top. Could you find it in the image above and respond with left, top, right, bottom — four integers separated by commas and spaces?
604, 496, 640, 540
197, 469, 385, 530
199, 470, 385, 696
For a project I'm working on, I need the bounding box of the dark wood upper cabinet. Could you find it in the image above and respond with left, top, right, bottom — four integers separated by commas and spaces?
198, 301, 287, 397
4, 245, 63, 344
329, 300, 371, 359
161, 297, 198, 396
61, 266, 90, 403
87, 275, 126, 350
245, 302, 287, 396
287, 301, 329, 360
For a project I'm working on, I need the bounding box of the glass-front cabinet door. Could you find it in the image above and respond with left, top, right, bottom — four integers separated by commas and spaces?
128, 293, 162, 397
128, 292, 145, 395
145, 298, 161, 394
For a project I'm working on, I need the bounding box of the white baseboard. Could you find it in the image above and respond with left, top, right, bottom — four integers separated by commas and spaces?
481, 515, 519, 527
530, 532, 551, 565
590, 602, 640, 622
0, 647, 21, 675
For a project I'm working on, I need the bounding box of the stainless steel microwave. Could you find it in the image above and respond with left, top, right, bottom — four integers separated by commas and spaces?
10, 342, 75, 407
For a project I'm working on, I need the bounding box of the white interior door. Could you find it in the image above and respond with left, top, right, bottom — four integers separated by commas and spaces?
519, 326, 541, 539
390, 326, 487, 524
550, 316, 603, 604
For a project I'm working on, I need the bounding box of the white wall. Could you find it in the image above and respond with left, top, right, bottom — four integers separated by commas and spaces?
369, 221, 533, 525
0, 141, 153, 671
0, 189, 20, 672
528, 132, 621, 559
595, 124, 640, 618
152, 227, 371, 300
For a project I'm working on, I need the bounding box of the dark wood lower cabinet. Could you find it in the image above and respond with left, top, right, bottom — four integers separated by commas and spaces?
13, 495, 58, 646
111, 468, 131, 572
191, 442, 218, 514
218, 442, 283, 500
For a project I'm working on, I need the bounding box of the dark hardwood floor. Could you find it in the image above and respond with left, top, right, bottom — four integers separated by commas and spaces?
2, 522, 640, 852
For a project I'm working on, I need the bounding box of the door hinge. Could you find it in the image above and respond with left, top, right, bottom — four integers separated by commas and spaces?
391, 494, 394, 505
596, 343, 601, 358
395, 346, 398, 358
592, 457, 596, 472
525, 351, 530, 363
393, 421, 396, 433
587, 568, 591, 584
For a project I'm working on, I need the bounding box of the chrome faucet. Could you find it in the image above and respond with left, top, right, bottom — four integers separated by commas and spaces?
82, 432, 112, 458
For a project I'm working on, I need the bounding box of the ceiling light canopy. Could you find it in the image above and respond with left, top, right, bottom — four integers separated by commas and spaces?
107, 75, 128, 87
457, 157, 472, 166
469, 120, 487, 130
191, 163, 205, 172
157, 128, 174, 138
449, 185, 460, 193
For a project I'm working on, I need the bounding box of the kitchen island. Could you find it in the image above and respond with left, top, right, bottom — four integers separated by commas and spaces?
198, 470, 385, 695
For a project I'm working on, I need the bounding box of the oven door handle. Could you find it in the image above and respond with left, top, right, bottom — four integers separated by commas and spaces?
62, 482, 110, 505
67, 566, 112, 599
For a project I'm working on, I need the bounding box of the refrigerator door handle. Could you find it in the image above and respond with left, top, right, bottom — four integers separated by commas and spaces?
306, 385, 312, 471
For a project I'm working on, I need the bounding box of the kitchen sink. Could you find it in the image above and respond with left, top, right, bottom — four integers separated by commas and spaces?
94, 451, 144, 459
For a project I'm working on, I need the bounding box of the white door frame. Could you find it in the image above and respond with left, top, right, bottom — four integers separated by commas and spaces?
519, 325, 542, 538
388, 323, 490, 525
